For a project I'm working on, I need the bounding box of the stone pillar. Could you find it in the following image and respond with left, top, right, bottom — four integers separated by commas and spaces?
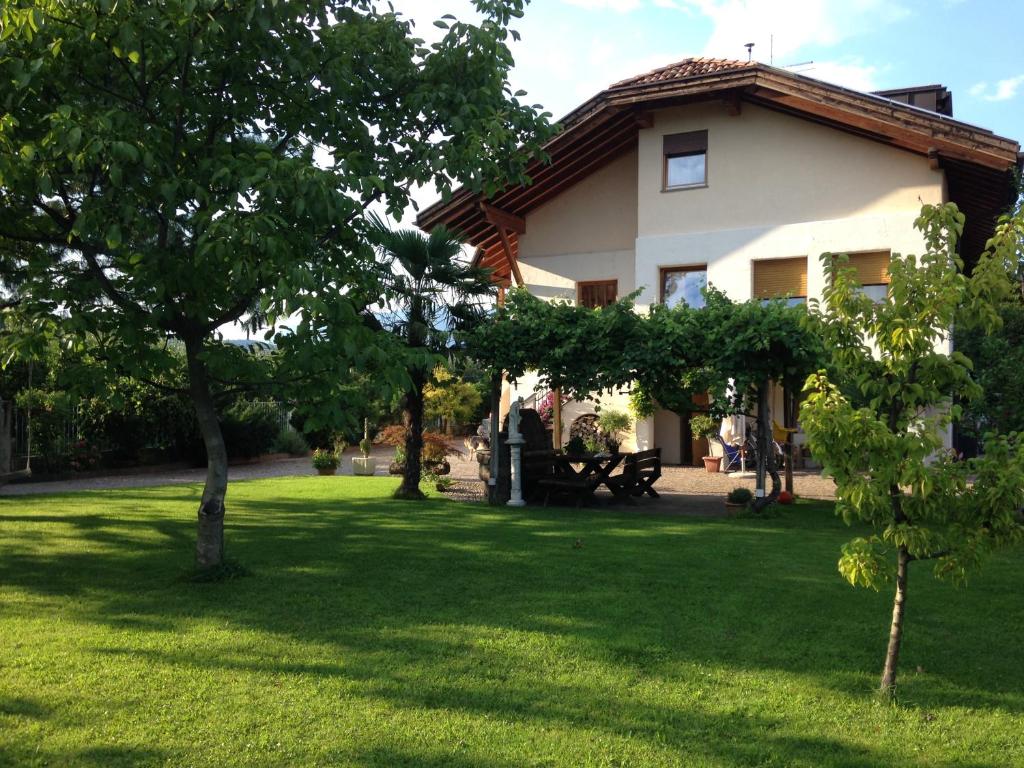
507, 398, 526, 507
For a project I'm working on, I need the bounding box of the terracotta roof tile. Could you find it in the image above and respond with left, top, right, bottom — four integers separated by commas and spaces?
611, 57, 754, 88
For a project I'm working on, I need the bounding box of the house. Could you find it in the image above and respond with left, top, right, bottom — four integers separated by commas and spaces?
417, 58, 1022, 465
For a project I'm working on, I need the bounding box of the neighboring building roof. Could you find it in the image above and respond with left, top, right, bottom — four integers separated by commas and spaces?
224, 339, 276, 355
417, 57, 1021, 284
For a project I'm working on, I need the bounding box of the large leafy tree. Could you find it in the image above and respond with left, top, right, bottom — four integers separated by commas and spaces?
369, 220, 495, 499
800, 202, 1024, 697
0, 1, 551, 568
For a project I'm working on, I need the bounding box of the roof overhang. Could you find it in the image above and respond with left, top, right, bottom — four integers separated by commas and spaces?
417, 63, 1021, 280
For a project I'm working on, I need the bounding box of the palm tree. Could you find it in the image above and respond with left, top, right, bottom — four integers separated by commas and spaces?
369, 217, 494, 499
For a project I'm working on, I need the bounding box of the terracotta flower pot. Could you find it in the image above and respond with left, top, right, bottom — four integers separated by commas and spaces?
316, 467, 337, 476
703, 455, 722, 473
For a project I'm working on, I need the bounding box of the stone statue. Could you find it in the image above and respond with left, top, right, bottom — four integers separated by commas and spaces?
508, 396, 524, 438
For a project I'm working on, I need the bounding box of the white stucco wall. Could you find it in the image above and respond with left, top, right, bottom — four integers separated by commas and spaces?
517, 148, 638, 301
504, 100, 950, 456
636, 102, 945, 239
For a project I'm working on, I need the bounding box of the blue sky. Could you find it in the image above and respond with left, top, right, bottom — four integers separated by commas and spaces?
395, 0, 1023, 140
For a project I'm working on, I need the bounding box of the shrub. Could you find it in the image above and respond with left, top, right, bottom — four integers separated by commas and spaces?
375, 424, 407, 446
311, 448, 338, 470
273, 428, 309, 457
727, 486, 753, 505
689, 413, 718, 440
359, 438, 372, 456
422, 431, 457, 465
69, 438, 101, 472
221, 401, 280, 459
597, 408, 630, 437
565, 435, 586, 455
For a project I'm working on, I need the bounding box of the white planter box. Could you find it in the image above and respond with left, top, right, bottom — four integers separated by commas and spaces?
352, 457, 376, 476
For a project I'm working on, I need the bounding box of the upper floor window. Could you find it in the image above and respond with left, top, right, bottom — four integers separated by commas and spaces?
843, 250, 891, 301
661, 266, 707, 309
578, 279, 617, 309
753, 257, 808, 307
663, 130, 708, 190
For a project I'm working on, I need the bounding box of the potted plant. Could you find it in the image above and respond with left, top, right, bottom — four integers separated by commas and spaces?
597, 409, 631, 454
725, 486, 753, 513
389, 445, 406, 475
565, 435, 587, 457
352, 418, 376, 476
311, 448, 339, 476
423, 469, 455, 493
422, 431, 456, 475
690, 413, 721, 473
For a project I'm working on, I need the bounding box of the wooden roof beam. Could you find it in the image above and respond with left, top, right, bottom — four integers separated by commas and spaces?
481, 202, 526, 234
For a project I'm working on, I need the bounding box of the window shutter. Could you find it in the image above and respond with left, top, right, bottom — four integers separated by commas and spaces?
579, 280, 617, 309
753, 257, 808, 299
663, 130, 708, 156
846, 251, 891, 285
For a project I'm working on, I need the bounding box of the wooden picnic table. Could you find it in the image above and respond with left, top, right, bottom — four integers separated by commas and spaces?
539, 452, 625, 507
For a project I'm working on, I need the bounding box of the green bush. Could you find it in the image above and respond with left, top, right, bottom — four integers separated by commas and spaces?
273, 428, 309, 457
221, 401, 280, 459
311, 448, 339, 470
727, 486, 753, 505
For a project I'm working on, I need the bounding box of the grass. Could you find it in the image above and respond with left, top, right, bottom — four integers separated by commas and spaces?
1, 477, 1021, 767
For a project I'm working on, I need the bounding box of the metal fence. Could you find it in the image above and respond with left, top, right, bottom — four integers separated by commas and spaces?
11, 404, 81, 464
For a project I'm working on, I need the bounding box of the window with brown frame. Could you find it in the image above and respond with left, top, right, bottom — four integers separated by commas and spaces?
578, 279, 617, 309
753, 257, 808, 306
660, 265, 708, 309
663, 130, 708, 190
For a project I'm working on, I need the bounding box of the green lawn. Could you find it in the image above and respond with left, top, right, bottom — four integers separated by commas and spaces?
1, 478, 1021, 767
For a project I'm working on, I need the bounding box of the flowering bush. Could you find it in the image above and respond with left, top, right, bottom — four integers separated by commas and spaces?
69, 439, 101, 472
536, 390, 568, 425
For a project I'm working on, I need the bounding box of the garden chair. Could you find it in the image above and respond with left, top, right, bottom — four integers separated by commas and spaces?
717, 437, 743, 472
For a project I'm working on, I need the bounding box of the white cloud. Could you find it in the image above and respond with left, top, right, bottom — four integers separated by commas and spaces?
676, 0, 909, 63
786, 59, 881, 92
969, 75, 1024, 102
561, 0, 644, 11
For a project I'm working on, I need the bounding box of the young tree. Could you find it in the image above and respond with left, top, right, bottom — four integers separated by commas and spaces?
0, 1, 550, 568
369, 221, 494, 499
800, 203, 1024, 697
424, 365, 483, 434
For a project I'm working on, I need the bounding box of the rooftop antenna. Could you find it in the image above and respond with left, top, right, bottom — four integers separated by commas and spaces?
744, 42, 755, 62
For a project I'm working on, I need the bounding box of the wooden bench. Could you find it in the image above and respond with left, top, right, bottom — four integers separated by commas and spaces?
605, 448, 662, 499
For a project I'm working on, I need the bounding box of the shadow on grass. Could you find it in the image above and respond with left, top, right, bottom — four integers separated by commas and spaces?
1, 479, 1022, 766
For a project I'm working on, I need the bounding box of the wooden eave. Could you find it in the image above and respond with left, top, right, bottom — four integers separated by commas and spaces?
417, 63, 1020, 281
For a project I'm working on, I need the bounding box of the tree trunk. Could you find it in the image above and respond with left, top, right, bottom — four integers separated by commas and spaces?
783, 384, 794, 495
880, 545, 910, 697
752, 382, 781, 513
396, 368, 426, 500
0, 398, 12, 484
487, 372, 502, 505
184, 336, 228, 570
